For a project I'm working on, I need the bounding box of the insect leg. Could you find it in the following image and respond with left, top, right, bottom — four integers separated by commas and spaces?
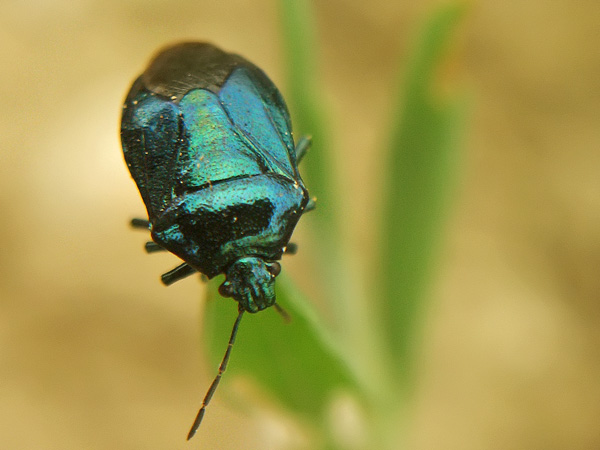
284, 243, 298, 254
144, 241, 166, 253
161, 263, 197, 285
303, 197, 317, 213
131, 218, 151, 230
187, 308, 244, 440
295, 135, 312, 163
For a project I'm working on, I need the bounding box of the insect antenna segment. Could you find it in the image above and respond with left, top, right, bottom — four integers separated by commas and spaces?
273, 302, 291, 323
187, 307, 245, 440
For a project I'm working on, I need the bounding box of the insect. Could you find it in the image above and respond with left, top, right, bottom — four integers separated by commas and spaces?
120, 42, 313, 440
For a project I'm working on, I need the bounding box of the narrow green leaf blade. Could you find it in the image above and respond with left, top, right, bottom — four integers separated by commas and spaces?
278, 0, 338, 238
380, 3, 469, 387
203, 275, 362, 421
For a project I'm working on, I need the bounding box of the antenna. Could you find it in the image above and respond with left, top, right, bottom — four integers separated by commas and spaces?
187, 307, 245, 440
273, 302, 291, 323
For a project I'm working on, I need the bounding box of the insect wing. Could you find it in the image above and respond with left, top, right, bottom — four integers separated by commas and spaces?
218, 66, 298, 179
122, 84, 266, 218
142, 42, 298, 179
142, 43, 240, 102
121, 42, 303, 221
177, 89, 264, 190
121, 80, 183, 217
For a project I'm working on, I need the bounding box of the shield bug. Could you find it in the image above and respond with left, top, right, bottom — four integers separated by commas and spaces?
120, 42, 313, 439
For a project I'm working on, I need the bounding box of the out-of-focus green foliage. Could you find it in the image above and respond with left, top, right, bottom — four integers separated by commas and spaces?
203, 2, 468, 448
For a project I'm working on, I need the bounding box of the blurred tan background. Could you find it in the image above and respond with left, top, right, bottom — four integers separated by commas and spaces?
2, 0, 599, 449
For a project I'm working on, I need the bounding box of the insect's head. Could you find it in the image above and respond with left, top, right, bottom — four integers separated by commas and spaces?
219, 257, 281, 313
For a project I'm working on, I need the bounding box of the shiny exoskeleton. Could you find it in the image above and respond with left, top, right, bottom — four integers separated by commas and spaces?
121, 42, 312, 314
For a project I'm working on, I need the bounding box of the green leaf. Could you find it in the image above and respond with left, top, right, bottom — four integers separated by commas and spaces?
278, 0, 338, 241
379, 3, 469, 390
202, 274, 362, 422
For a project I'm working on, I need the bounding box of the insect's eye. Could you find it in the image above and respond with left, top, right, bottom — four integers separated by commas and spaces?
267, 262, 281, 277
218, 282, 233, 298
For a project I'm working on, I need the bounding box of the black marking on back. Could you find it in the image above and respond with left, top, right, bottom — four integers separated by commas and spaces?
142, 43, 250, 102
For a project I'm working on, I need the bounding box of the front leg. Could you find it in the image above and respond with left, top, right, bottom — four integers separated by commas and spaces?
295, 135, 312, 163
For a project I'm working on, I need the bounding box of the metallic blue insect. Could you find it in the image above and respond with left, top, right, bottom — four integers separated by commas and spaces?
120, 42, 313, 439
